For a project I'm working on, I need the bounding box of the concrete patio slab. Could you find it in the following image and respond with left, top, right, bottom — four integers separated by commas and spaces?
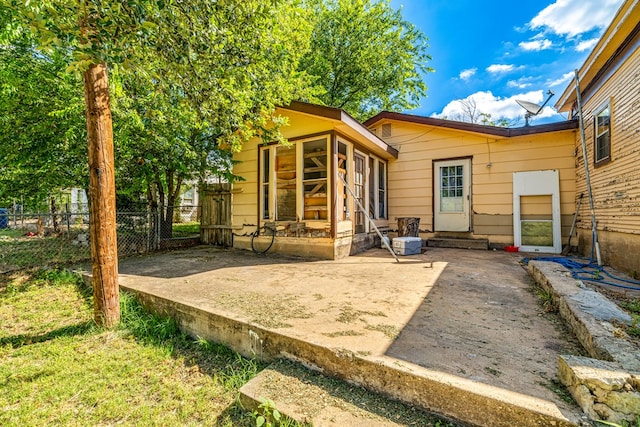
114, 246, 586, 426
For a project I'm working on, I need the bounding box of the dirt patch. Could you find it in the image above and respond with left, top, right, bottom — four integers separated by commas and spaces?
216, 292, 313, 328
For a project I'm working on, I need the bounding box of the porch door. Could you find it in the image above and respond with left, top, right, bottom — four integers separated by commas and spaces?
354, 153, 366, 234
434, 159, 471, 232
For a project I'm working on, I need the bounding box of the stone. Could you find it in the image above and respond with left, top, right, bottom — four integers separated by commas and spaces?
603, 389, 640, 415
560, 355, 629, 391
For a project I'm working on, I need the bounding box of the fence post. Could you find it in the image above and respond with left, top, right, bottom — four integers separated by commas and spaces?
147, 205, 152, 252
66, 202, 71, 238
156, 204, 161, 250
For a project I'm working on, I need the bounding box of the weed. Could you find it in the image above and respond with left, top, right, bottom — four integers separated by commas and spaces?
595, 416, 640, 427
252, 398, 281, 427
119, 291, 181, 344
538, 379, 574, 405
533, 285, 557, 313
621, 298, 640, 315
484, 367, 501, 376
627, 316, 640, 338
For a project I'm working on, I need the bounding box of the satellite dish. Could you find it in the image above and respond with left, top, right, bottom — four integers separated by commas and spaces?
516, 90, 554, 126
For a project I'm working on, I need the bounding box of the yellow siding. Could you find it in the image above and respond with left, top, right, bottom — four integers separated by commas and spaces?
383, 122, 577, 234
576, 46, 640, 236
231, 110, 337, 233
232, 136, 259, 231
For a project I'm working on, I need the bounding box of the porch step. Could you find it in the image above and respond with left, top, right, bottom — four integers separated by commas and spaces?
427, 237, 489, 250
239, 360, 446, 426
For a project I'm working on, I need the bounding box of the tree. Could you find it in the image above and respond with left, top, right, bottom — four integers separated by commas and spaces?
111, 1, 312, 237
299, 0, 432, 120
3, 0, 313, 326
0, 38, 87, 209
448, 98, 514, 127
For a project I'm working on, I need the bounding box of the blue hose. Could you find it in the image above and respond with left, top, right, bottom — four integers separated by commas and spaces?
525, 256, 640, 290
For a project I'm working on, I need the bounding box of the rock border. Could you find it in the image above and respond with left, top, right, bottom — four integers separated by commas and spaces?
528, 260, 640, 424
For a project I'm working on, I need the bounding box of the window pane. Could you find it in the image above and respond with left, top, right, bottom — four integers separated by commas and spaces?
276, 145, 296, 221
378, 161, 386, 218
303, 138, 328, 221
261, 149, 270, 220
338, 142, 349, 220
368, 158, 375, 217
595, 104, 611, 162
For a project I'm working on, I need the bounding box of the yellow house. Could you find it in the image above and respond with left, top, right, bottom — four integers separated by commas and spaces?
555, 0, 640, 274
231, 102, 397, 259
365, 113, 578, 251
230, 101, 579, 258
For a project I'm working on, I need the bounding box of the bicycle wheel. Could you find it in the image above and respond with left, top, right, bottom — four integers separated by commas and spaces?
251, 226, 275, 254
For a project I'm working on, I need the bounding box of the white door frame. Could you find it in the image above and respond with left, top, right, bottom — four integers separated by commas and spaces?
513, 170, 561, 254
434, 158, 471, 232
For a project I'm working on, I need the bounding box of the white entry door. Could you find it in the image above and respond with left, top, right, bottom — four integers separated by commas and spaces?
434, 159, 471, 232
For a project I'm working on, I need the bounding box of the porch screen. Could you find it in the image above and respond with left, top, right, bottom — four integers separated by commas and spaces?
303, 139, 328, 220
276, 145, 296, 221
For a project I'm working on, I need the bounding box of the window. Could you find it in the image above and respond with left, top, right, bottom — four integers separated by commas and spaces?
259, 137, 329, 223
303, 139, 328, 220
368, 158, 375, 217
594, 103, 611, 164
275, 145, 297, 221
381, 123, 392, 138
440, 165, 464, 212
354, 153, 366, 234
261, 149, 270, 220
338, 142, 349, 220
378, 161, 386, 218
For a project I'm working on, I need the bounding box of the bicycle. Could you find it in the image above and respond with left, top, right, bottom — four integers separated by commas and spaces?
251, 223, 275, 254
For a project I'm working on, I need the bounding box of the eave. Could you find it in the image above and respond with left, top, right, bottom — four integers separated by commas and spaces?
278, 101, 399, 160
365, 111, 578, 137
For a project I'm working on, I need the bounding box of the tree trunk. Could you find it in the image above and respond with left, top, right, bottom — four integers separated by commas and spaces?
50, 197, 59, 233
83, 62, 119, 328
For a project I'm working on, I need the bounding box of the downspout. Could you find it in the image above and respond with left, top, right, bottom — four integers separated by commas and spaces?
573, 69, 602, 266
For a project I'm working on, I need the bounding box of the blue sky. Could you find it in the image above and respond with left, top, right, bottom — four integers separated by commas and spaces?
389, 0, 624, 125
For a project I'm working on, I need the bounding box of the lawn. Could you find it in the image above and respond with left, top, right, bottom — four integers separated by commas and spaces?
0, 269, 460, 427
0, 269, 271, 426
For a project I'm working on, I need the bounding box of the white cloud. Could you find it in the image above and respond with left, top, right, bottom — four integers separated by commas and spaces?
575, 38, 599, 52
507, 80, 532, 89
486, 64, 515, 74
548, 71, 574, 87
529, 0, 623, 38
519, 39, 552, 51
433, 90, 557, 123
459, 68, 477, 81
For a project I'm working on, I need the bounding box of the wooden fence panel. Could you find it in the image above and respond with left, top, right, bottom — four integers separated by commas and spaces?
200, 183, 233, 246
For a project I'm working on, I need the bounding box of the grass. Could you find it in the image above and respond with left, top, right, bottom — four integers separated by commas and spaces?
172, 221, 200, 237
0, 269, 273, 426
620, 298, 640, 338
0, 231, 90, 269
0, 221, 199, 271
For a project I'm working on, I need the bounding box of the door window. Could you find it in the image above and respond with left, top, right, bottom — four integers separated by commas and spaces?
440, 165, 464, 212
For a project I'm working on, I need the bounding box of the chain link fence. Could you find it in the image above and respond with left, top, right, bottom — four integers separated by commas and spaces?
0, 205, 201, 274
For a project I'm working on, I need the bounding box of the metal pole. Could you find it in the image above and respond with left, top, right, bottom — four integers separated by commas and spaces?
574, 69, 602, 266
339, 174, 400, 263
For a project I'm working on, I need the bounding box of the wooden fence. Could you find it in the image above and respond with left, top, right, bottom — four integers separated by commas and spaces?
200, 183, 233, 247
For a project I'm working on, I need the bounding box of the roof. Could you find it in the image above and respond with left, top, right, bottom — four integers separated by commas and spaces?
279, 101, 398, 159
364, 111, 578, 137
555, 0, 640, 112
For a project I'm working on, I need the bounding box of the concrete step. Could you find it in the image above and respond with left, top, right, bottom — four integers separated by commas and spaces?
427, 237, 489, 250
239, 360, 454, 427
